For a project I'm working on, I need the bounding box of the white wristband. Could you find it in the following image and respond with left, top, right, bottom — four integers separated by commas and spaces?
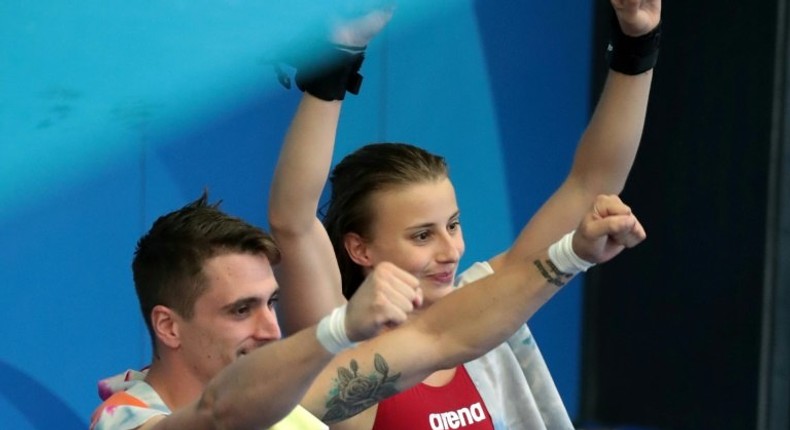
548, 230, 596, 275
316, 304, 354, 354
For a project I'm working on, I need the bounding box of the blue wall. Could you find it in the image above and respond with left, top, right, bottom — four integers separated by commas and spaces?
0, 2, 591, 427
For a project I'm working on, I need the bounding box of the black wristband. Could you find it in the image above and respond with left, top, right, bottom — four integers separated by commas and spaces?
606, 15, 662, 75
294, 46, 365, 101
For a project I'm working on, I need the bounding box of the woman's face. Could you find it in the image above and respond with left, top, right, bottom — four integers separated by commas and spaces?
356, 177, 466, 306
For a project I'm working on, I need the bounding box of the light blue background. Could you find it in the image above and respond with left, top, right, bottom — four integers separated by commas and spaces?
0, 1, 592, 427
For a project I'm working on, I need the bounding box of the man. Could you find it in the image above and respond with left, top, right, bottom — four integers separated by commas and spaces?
90, 191, 644, 430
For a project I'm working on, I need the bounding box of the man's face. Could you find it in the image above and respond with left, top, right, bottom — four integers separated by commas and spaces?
177, 252, 281, 384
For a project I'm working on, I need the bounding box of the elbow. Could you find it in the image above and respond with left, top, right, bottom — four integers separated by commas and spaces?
425, 330, 485, 371
569, 168, 626, 196
197, 380, 299, 430
267, 209, 291, 235
268, 215, 300, 239
195, 384, 249, 430
268, 210, 313, 239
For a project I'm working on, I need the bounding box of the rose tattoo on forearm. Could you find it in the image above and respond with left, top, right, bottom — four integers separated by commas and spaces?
322, 353, 401, 422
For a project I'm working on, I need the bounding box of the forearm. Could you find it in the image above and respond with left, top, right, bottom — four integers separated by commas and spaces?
194, 327, 334, 429
500, 69, 653, 269
571, 68, 653, 191
569, 0, 661, 192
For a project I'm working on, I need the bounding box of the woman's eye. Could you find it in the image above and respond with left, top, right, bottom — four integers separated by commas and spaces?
448, 220, 460, 231
414, 231, 430, 241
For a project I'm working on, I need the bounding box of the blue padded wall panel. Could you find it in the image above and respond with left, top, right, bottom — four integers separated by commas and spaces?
0, 156, 144, 428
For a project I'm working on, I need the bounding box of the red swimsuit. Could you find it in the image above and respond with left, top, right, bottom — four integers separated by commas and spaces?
372, 365, 494, 430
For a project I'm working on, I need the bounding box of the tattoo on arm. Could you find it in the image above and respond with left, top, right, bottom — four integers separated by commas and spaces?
533, 259, 573, 287
321, 353, 401, 423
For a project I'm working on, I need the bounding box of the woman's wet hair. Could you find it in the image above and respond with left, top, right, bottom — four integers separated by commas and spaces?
323, 142, 448, 298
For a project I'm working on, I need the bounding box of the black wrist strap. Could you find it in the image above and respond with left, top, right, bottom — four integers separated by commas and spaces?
294, 46, 365, 101
607, 15, 662, 75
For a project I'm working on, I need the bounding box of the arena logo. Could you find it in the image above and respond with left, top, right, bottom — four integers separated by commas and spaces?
428, 402, 487, 430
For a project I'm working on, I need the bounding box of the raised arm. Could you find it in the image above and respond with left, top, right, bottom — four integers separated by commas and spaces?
495, 0, 661, 270
301, 195, 646, 422
269, 94, 347, 333
269, 9, 394, 333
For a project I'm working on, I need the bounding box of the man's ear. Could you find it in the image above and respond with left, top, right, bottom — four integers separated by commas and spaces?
150, 305, 182, 349
344, 232, 374, 267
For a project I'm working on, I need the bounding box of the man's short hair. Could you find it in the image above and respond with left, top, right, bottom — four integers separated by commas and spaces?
132, 191, 280, 347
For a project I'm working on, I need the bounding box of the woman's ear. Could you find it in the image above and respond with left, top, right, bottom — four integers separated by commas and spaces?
150, 305, 182, 349
344, 232, 373, 267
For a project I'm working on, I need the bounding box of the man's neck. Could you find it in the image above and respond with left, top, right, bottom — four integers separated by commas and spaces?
144, 355, 205, 412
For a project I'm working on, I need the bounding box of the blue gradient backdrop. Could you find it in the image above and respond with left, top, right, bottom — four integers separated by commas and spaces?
0, 1, 592, 427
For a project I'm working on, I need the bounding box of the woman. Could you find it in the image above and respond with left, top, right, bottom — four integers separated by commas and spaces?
269, 1, 661, 428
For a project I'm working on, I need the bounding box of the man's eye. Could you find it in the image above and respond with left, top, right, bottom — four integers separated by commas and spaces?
234, 306, 250, 316
268, 297, 279, 309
